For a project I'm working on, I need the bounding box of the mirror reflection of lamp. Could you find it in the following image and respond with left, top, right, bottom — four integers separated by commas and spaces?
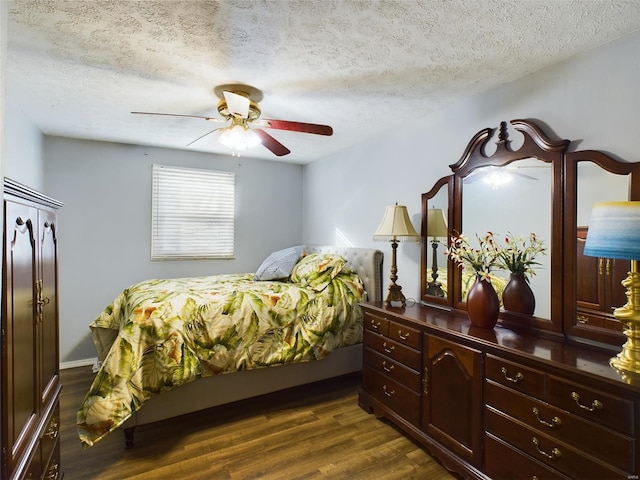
425, 208, 448, 297
583, 201, 640, 377
373, 203, 420, 307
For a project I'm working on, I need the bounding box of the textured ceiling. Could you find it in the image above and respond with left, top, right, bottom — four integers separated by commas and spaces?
7, 0, 640, 164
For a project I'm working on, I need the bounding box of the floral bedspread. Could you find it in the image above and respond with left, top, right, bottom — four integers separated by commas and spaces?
77, 272, 365, 447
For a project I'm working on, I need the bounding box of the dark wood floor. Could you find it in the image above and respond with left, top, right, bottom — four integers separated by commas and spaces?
61, 366, 455, 479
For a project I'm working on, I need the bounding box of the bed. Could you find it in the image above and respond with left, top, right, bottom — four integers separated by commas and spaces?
77, 245, 383, 448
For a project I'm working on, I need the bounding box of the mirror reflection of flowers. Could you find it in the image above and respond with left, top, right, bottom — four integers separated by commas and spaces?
497, 232, 547, 280
446, 232, 500, 282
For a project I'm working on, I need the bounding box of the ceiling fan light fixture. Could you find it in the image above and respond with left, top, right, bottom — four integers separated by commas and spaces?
218, 123, 261, 152
133, 84, 331, 157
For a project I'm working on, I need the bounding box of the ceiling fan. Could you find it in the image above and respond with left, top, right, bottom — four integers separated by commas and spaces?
132, 85, 333, 157
464, 165, 539, 188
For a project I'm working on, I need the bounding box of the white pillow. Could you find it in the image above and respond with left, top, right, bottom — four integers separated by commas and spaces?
254, 245, 304, 281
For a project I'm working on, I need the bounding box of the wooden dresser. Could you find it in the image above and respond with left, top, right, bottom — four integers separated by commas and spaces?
359, 302, 640, 480
1, 179, 63, 480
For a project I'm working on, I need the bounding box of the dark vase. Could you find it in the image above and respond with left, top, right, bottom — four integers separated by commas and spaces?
466, 275, 500, 329
502, 272, 536, 315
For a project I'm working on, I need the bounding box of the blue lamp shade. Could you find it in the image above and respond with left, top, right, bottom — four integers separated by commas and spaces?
583, 201, 640, 261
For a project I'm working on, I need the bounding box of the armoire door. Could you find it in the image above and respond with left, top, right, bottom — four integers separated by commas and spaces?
3, 199, 39, 474
38, 209, 59, 410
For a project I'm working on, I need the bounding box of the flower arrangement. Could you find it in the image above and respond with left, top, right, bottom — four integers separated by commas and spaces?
496, 232, 547, 279
445, 232, 501, 282
446, 231, 547, 282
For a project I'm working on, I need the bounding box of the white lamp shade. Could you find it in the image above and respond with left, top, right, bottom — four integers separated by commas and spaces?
218, 124, 261, 151
584, 201, 640, 260
373, 204, 420, 241
426, 208, 448, 238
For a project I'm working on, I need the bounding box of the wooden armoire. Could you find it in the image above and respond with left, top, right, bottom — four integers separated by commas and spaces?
1, 179, 63, 480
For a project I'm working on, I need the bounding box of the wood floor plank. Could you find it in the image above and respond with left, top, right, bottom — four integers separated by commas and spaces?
60, 366, 455, 479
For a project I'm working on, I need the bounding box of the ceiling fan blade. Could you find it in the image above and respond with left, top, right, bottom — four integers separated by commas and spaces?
186, 127, 223, 147
131, 111, 225, 122
513, 171, 538, 181
223, 91, 250, 118
262, 119, 333, 136
254, 129, 291, 157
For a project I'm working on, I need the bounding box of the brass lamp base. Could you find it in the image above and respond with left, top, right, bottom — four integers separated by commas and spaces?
384, 282, 407, 307
610, 261, 640, 375
383, 240, 407, 307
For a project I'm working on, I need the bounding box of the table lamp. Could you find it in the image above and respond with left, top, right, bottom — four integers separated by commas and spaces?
373, 203, 420, 307
425, 208, 448, 297
583, 201, 640, 375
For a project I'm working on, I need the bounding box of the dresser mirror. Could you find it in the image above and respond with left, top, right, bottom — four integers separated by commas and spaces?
563, 150, 640, 346
421, 120, 567, 335
461, 159, 553, 320
421, 175, 452, 306
420, 119, 640, 345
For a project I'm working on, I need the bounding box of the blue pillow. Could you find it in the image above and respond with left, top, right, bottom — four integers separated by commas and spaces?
254, 246, 304, 281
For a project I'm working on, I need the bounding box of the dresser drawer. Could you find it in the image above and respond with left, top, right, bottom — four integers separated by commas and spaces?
363, 311, 389, 336
484, 433, 571, 480
486, 407, 629, 479
388, 320, 421, 350
364, 330, 421, 370
486, 380, 634, 471
486, 354, 546, 399
42, 438, 61, 480
548, 375, 634, 436
575, 310, 624, 332
40, 403, 60, 471
365, 347, 421, 391
364, 367, 421, 426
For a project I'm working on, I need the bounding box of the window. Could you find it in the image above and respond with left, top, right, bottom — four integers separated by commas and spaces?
152, 164, 235, 260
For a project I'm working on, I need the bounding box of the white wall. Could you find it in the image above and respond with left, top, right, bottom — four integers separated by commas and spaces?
44, 137, 303, 362
0, 0, 7, 188
0, 3, 6, 326
4, 98, 45, 189
303, 31, 640, 305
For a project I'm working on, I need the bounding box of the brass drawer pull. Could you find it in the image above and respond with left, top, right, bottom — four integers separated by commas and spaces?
571, 391, 603, 412
382, 385, 395, 397
598, 258, 604, 275
381, 361, 394, 373
44, 419, 59, 439
398, 330, 410, 340
383, 342, 395, 354
576, 314, 589, 324
370, 320, 381, 329
532, 407, 561, 428
532, 437, 561, 459
501, 366, 524, 383
45, 462, 59, 480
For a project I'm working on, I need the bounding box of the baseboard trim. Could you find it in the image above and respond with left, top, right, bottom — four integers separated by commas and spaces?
60, 357, 98, 370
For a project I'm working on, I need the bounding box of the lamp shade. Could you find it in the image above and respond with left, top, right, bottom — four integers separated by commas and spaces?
373, 204, 420, 242
583, 201, 640, 260
426, 208, 448, 238
218, 123, 261, 151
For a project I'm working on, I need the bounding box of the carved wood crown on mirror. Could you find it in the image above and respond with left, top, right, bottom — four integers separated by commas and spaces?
421, 119, 640, 348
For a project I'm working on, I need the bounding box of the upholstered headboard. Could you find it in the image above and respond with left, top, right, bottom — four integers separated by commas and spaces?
303, 245, 384, 302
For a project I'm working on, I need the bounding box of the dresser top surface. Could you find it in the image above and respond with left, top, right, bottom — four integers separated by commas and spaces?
362, 301, 640, 392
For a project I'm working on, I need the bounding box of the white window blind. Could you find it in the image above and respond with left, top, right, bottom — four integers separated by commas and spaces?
152, 164, 235, 260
